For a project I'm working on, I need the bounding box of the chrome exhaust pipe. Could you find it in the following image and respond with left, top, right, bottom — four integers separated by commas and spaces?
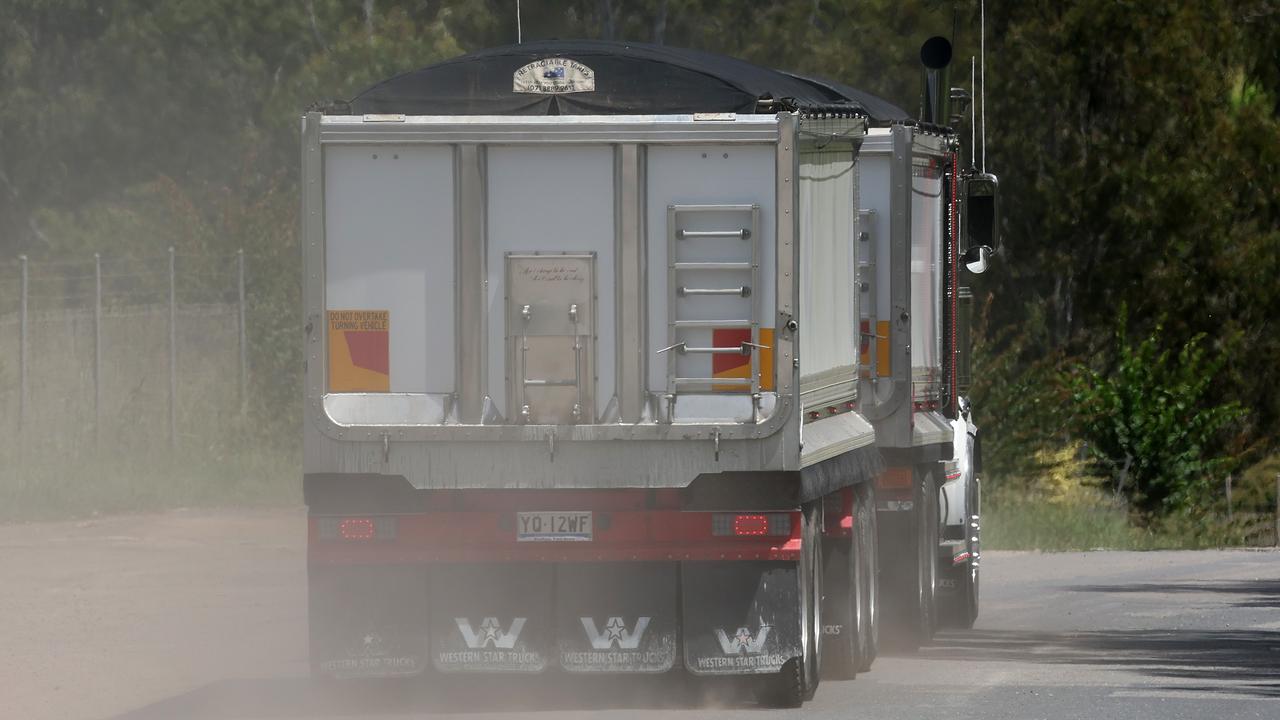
919, 36, 953, 127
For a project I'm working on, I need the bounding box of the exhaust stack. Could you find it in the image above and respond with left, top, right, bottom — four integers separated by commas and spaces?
919, 36, 953, 127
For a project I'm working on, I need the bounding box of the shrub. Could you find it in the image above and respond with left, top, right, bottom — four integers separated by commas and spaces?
1070, 319, 1245, 517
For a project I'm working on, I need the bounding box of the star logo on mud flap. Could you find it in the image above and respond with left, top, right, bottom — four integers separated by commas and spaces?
605, 617, 628, 642
581, 616, 650, 650
480, 618, 504, 644
715, 625, 771, 654
358, 632, 386, 657
456, 617, 526, 649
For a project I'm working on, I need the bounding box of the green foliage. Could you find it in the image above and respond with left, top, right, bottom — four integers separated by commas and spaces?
982, 489, 1155, 552
1070, 316, 1246, 516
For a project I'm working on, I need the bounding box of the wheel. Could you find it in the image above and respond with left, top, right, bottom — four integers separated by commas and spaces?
820, 494, 862, 680
801, 501, 823, 699
855, 482, 879, 672
959, 473, 980, 627
914, 464, 940, 642
883, 464, 939, 650
755, 502, 822, 707
753, 658, 804, 708
940, 470, 981, 629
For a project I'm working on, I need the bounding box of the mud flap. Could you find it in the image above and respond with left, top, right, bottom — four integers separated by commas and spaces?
554, 562, 678, 673
308, 565, 428, 679
681, 561, 803, 675
429, 564, 552, 673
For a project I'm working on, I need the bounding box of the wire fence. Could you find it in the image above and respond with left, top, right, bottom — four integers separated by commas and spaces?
0, 250, 250, 461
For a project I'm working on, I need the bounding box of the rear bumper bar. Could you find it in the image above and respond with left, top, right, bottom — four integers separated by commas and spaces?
308, 510, 802, 565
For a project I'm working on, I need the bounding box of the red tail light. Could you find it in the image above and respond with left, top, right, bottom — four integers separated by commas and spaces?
734, 514, 769, 536
338, 518, 376, 540
316, 516, 396, 541
712, 512, 793, 537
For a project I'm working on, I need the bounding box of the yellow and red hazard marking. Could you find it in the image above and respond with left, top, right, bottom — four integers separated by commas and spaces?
328, 310, 390, 392
711, 327, 774, 392
859, 319, 891, 378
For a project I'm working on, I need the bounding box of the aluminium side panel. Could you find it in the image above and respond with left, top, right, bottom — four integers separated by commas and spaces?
855, 127, 914, 449
797, 147, 859, 408
909, 140, 945, 408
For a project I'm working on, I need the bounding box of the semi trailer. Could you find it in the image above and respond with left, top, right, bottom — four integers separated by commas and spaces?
302, 38, 997, 707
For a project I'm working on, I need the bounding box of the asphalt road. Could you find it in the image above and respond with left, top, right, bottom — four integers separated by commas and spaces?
2, 509, 1277, 720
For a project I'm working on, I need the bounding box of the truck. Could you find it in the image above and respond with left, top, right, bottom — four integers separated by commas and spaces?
302, 37, 998, 708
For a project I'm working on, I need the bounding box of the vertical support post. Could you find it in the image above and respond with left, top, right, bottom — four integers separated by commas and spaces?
18, 255, 28, 436
94, 253, 102, 453
614, 144, 645, 423
1274, 473, 1279, 548
237, 249, 247, 414
455, 145, 487, 422
1225, 474, 1233, 522
168, 247, 176, 452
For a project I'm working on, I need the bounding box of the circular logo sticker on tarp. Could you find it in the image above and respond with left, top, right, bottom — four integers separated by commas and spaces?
513, 58, 596, 94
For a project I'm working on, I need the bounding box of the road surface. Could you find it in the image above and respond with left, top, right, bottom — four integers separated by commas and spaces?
2, 508, 1277, 719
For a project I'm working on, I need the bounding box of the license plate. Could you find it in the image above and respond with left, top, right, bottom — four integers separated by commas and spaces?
516, 511, 593, 542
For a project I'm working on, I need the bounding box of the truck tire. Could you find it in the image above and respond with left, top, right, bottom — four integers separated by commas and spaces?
821, 485, 875, 680
882, 464, 940, 651
956, 473, 980, 628
819, 517, 860, 680
939, 468, 981, 629
753, 658, 805, 709
855, 482, 879, 672
914, 464, 940, 643
754, 502, 822, 707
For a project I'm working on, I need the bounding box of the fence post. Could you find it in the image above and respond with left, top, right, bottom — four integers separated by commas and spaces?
1225, 474, 1233, 522
168, 247, 176, 453
238, 249, 247, 414
1274, 473, 1279, 548
18, 255, 27, 437
94, 253, 102, 453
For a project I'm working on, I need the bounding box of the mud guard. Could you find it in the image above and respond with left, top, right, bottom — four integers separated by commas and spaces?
429, 564, 553, 672
309, 565, 428, 679
555, 562, 679, 673
681, 561, 803, 675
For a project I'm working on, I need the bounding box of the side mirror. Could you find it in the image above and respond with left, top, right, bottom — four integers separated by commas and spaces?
963, 172, 1000, 255
962, 245, 992, 275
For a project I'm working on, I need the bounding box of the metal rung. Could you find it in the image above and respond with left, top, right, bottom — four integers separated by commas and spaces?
673, 319, 751, 329
673, 262, 752, 271
681, 346, 752, 355
678, 286, 750, 297
677, 229, 750, 240
523, 379, 577, 387
674, 377, 752, 386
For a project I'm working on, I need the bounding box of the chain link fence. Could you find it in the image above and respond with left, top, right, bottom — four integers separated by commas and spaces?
0, 251, 250, 462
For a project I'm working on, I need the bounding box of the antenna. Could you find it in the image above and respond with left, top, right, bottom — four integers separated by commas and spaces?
516, 0, 523, 44
980, 0, 987, 172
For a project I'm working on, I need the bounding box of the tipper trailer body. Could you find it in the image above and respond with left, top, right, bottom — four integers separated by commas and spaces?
302, 39, 992, 705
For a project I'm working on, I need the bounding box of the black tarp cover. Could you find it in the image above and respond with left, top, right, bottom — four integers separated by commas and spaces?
345, 39, 909, 123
